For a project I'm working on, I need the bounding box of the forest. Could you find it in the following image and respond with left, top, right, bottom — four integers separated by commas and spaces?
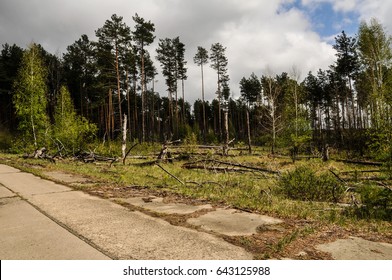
0, 14, 391, 162
0, 14, 391, 255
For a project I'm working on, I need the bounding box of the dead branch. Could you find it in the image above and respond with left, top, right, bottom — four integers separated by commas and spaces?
122, 143, 138, 165
329, 169, 347, 184
203, 181, 225, 188
186, 181, 204, 188
156, 164, 185, 185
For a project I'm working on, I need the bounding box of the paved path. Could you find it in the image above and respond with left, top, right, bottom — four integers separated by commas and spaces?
0, 164, 252, 260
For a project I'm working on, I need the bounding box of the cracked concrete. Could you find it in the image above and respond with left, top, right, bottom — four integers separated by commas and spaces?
187, 208, 284, 236
0, 164, 252, 260
119, 196, 213, 214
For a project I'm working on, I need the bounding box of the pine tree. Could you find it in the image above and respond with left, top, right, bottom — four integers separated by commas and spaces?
63, 35, 97, 118
13, 43, 50, 148
0, 43, 23, 131
193, 46, 209, 142
173, 37, 187, 124
96, 14, 131, 139
156, 38, 177, 138
240, 73, 262, 153
132, 13, 155, 142
333, 31, 359, 129
210, 43, 229, 138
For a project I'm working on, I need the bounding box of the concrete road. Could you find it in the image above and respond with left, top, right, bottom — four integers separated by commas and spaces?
0, 164, 252, 260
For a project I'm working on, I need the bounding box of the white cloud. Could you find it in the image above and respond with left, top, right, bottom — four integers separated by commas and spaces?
0, 0, 339, 103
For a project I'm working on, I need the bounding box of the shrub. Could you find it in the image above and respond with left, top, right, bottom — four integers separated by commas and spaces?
349, 184, 392, 221
278, 166, 344, 203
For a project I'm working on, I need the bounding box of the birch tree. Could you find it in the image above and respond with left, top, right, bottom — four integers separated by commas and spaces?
13, 43, 50, 148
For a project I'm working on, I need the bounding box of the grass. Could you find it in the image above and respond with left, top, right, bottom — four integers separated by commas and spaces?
1, 146, 391, 236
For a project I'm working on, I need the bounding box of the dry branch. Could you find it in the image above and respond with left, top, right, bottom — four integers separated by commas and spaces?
122, 143, 138, 165
156, 164, 185, 185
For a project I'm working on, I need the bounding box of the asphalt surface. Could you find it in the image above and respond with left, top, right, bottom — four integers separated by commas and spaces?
0, 164, 252, 260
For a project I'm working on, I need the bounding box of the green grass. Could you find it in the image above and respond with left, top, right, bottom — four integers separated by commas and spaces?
1, 147, 391, 235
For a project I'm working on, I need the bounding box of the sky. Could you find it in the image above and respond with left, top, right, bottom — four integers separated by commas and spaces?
1, 0, 391, 103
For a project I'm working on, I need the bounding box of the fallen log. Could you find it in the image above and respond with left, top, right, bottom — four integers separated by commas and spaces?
75, 151, 117, 165
335, 159, 383, 166
182, 159, 279, 174
22, 147, 56, 163
183, 165, 254, 173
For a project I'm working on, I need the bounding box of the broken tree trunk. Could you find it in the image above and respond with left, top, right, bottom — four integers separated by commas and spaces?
246, 109, 252, 154
33, 147, 47, 159
121, 114, 127, 160
157, 140, 181, 162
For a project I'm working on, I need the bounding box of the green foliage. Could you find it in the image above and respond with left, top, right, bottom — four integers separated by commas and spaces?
278, 166, 345, 203
366, 126, 392, 179
349, 184, 392, 221
13, 43, 50, 148
53, 86, 97, 152
281, 115, 312, 150
239, 73, 261, 105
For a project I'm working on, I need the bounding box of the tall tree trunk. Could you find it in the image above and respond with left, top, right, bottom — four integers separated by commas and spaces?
182, 78, 185, 124
201, 63, 206, 144
223, 108, 229, 156
246, 108, 252, 154
108, 88, 114, 140
217, 73, 222, 140
126, 70, 132, 140
133, 74, 138, 141
141, 45, 146, 143
175, 84, 179, 137
115, 43, 123, 131
122, 114, 127, 159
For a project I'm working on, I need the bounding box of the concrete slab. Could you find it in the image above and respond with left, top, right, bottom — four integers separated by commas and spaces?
0, 164, 70, 197
0, 197, 109, 260
43, 171, 90, 184
121, 197, 212, 214
316, 236, 392, 260
187, 208, 283, 236
0, 165, 20, 174
28, 191, 251, 259
0, 185, 16, 198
